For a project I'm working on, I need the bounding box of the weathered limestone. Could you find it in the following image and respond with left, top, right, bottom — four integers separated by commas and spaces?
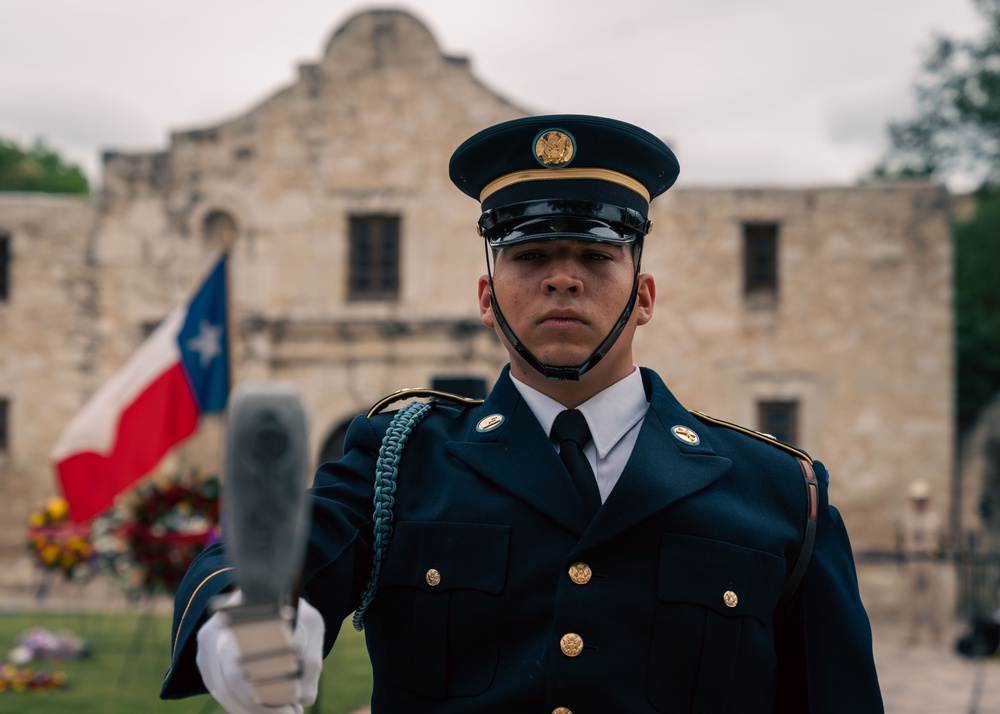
0, 10, 952, 563
639, 185, 953, 548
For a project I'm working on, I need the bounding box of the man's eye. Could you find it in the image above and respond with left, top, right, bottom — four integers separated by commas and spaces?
513, 251, 542, 261
584, 251, 612, 261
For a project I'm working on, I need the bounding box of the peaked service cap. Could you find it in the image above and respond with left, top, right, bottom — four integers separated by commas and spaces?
449, 114, 679, 246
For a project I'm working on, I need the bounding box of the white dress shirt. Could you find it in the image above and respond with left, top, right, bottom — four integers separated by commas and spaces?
510, 367, 649, 503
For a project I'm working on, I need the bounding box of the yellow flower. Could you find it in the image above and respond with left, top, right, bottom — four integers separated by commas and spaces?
28, 511, 45, 527
46, 497, 69, 522
41, 544, 60, 565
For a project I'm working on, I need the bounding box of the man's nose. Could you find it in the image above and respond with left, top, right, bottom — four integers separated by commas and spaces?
543, 260, 583, 292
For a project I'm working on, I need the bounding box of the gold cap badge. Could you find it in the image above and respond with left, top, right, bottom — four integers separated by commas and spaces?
534, 129, 575, 168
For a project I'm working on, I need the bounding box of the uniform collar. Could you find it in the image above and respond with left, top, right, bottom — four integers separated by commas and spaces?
509, 367, 648, 459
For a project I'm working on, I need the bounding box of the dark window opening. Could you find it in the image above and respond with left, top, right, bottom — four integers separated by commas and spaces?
0, 399, 9, 453
743, 222, 779, 298
758, 400, 799, 445
349, 215, 400, 300
203, 210, 237, 248
0, 232, 10, 302
432, 376, 488, 400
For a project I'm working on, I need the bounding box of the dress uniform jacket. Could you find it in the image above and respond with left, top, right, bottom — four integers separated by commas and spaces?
161, 366, 883, 713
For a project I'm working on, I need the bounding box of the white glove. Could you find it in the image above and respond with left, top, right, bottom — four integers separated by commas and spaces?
196, 591, 325, 714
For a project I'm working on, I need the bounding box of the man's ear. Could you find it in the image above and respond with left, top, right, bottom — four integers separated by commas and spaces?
478, 275, 495, 328
635, 273, 655, 326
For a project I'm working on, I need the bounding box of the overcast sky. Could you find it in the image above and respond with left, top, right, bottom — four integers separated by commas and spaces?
0, 0, 984, 189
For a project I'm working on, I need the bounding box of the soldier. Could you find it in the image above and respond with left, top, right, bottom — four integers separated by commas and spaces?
897, 479, 945, 645
161, 115, 883, 712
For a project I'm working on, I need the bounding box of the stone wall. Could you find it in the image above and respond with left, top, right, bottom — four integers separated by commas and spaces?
0, 193, 99, 550
637, 184, 954, 548
0, 10, 953, 561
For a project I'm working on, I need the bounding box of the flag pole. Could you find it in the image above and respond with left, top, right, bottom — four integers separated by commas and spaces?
221, 232, 236, 496
222, 228, 235, 398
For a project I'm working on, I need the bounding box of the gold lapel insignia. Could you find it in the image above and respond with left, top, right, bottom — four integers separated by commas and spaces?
477, 414, 504, 432
671, 425, 700, 445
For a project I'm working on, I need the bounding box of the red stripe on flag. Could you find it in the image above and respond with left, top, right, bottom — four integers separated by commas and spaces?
56, 363, 200, 522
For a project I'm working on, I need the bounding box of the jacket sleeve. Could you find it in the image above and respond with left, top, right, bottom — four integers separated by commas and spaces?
774, 460, 884, 713
159, 543, 236, 699
159, 412, 383, 700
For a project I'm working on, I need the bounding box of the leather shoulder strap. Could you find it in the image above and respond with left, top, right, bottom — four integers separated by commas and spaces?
779, 458, 819, 604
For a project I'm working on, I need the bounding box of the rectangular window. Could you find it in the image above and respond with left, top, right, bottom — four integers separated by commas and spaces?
0, 399, 8, 453
0, 232, 10, 302
758, 399, 799, 445
348, 215, 400, 301
743, 222, 779, 298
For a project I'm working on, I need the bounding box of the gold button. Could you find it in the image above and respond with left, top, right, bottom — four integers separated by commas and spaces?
426, 568, 441, 587
553, 708, 573, 714
568, 562, 592, 585
559, 632, 584, 657
723, 590, 738, 608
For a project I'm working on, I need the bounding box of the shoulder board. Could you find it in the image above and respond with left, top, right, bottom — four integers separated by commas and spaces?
367, 388, 485, 418
690, 410, 812, 464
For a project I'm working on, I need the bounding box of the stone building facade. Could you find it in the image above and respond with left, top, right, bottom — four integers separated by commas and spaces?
0, 9, 952, 558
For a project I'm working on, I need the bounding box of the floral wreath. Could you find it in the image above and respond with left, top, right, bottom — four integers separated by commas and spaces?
0, 664, 68, 693
25, 497, 95, 582
92, 469, 220, 597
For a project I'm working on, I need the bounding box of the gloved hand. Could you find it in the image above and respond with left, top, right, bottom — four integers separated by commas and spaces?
196, 591, 325, 714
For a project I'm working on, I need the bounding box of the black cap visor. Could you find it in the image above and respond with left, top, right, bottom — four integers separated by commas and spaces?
478, 199, 649, 247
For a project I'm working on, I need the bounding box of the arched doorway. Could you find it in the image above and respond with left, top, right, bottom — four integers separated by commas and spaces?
317, 418, 353, 466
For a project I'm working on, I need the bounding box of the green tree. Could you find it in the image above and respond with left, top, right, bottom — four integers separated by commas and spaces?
954, 190, 1000, 435
876, 0, 1000, 185
0, 136, 89, 194
877, 0, 1000, 436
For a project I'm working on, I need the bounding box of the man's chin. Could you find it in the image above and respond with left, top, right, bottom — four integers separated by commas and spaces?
526, 349, 593, 369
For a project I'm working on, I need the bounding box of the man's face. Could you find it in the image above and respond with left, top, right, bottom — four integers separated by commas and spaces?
478, 239, 655, 374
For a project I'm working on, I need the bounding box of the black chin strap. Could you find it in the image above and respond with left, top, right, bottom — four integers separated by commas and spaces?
485, 240, 643, 382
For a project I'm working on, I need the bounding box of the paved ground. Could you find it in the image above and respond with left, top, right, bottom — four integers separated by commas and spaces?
873, 620, 1000, 714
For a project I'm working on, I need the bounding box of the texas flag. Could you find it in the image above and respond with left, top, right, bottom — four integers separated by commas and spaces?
52, 255, 230, 522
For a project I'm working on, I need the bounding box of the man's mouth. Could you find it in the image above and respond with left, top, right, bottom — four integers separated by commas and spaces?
538, 310, 586, 326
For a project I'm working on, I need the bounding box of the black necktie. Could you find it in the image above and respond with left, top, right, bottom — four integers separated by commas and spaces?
551, 409, 602, 516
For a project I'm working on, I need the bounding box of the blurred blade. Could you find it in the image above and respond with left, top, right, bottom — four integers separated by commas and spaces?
219, 382, 312, 707
223, 382, 311, 608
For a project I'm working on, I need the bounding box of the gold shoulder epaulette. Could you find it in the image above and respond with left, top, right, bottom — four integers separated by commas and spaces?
690, 410, 812, 464
367, 388, 484, 418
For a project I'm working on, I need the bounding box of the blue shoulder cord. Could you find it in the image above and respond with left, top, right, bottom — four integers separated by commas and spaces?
353, 400, 432, 631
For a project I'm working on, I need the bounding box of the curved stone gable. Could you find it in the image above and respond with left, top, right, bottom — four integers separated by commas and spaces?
322, 9, 456, 75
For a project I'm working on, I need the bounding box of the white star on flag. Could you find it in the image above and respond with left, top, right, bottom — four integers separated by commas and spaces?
187, 320, 223, 367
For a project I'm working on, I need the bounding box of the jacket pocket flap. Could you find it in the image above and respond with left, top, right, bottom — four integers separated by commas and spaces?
657, 532, 785, 621
380, 521, 510, 593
